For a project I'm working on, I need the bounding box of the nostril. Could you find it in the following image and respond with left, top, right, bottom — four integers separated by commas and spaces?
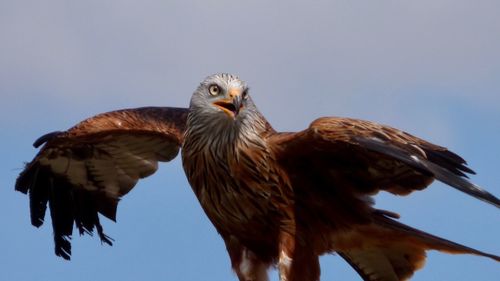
228, 88, 241, 99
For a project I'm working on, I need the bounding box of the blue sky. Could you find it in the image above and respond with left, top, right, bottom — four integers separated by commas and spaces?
1, 1, 499, 280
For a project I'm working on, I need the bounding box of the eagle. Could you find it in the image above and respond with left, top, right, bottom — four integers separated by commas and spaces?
16, 73, 499, 281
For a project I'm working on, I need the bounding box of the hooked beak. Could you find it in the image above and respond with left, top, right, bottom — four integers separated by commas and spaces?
213, 89, 243, 117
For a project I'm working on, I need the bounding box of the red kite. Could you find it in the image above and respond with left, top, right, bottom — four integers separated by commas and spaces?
16, 74, 500, 281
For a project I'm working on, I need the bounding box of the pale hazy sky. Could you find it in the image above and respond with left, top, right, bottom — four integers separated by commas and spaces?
1, 1, 499, 280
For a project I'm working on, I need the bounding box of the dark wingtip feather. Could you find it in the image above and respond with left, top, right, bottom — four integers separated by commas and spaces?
16, 161, 115, 259
55, 235, 72, 260
426, 161, 500, 209
425, 149, 476, 176
15, 162, 34, 194
33, 131, 63, 148
355, 137, 500, 209
15, 162, 50, 227
96, 221, 114, 246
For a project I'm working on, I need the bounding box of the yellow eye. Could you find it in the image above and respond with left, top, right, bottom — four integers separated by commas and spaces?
209, 85, 220, 96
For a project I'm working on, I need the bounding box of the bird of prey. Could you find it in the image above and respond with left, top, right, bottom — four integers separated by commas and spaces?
16, 73, 499, 281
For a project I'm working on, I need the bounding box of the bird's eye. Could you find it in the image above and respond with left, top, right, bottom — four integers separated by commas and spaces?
209, 85, 220, 96
242, 90, 248, 100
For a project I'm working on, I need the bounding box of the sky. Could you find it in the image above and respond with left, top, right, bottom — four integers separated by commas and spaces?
1, 1, 499, 280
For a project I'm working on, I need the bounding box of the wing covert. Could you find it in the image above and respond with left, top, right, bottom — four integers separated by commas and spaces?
15, 106, 189, 259
270, 116, 500, 208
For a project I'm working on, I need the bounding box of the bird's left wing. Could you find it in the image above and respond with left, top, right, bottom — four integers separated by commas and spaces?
270, 116, 500, 208
269, 116, 500, 279
15, 106, 188, 259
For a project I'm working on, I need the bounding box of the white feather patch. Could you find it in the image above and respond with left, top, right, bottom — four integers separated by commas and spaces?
279, 250, 292, 271
239, 249, 253, 276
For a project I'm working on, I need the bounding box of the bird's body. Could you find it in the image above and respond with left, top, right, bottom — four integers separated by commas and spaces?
16, 74, 500, 280
183, 112, 281, 244
182, 76, 288, 276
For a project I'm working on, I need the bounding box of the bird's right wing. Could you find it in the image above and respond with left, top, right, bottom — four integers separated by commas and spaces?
15, 106, 189, 259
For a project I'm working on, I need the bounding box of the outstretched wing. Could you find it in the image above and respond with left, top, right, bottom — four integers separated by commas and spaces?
270, 116, 500, 280
16, 106, 189, 259
271, 116, 500, 208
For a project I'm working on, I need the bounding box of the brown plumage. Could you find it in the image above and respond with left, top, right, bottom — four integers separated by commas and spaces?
16, 74, 499, 280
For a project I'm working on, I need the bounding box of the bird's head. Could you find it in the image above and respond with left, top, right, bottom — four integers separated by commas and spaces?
187, 73, 272, 142
189, 73, 255, 123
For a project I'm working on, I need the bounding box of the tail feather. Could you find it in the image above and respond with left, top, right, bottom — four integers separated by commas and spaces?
335, 213, 499, 281
374, 214, 500, 262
